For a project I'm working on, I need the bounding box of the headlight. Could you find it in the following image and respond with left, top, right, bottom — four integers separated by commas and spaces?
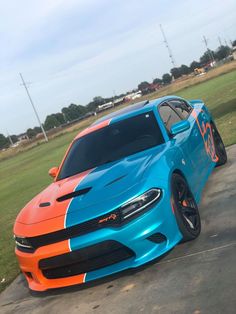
14, 235, 33, 250
120, 188, 161, 220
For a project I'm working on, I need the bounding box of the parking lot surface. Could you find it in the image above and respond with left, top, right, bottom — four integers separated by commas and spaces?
0, 145, 235, 314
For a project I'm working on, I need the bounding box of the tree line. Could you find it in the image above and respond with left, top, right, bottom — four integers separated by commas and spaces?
27, 96, 123, 139
0, 95, 121, 149
0, 43, 235, 150
138, 45, 233, 90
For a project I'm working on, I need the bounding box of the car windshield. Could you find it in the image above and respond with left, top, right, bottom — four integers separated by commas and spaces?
58, 112, 164, 180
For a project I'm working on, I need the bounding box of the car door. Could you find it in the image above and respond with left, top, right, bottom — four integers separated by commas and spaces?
159, 100, 206, 193
168, 99, 210, 172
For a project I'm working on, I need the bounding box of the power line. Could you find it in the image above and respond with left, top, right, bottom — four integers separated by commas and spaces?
19, 73, 48, 142
159, 24, 176, 68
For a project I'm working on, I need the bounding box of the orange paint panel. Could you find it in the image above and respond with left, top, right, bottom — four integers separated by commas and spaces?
15, 215, 71, 237
14, 169, 94, 237
16, 240, 86, 291
14, 119, 110, 291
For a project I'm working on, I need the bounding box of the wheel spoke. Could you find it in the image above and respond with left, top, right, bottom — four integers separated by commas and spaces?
180, 203, 198, 229
182, 214, 195, 229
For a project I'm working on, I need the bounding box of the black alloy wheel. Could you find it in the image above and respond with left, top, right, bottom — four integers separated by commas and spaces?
171, 173, 201, 242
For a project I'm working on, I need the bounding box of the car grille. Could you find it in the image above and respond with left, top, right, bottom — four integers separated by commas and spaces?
39, 240, 135, 279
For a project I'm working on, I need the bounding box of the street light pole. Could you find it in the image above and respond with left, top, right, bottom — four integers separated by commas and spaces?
19, 73, 48, 142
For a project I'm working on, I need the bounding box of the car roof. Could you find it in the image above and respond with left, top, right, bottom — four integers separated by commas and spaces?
91, 100, 150, 125
92, 95, 181, 126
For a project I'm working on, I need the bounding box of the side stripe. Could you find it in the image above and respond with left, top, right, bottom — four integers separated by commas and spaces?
191, 109, 218, 162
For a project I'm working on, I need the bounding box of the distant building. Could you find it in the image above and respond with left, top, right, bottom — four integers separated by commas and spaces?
113, 97, 125, 106
124, 91, 142, 101
17, 133, 29, 142
96, 102, 114, 113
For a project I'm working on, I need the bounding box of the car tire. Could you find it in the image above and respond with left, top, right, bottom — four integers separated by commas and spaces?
171, 173, 201, 242
211, 122, 227, 167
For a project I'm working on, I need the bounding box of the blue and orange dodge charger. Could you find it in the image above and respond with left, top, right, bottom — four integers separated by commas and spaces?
14, 96, 227, 291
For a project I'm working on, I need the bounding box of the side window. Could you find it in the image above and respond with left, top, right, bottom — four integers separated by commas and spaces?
159, 104, 182, 132
169, 100, 192, 119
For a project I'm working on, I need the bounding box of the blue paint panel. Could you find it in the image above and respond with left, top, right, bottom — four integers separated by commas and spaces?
63, 95, 216, 279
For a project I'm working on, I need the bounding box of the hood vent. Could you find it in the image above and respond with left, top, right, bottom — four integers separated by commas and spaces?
39, 202, 51, 207
105, 175, 127, 187
57, 187, 91, 202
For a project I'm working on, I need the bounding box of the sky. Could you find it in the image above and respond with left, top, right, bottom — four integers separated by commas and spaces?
0, 0, 235, 135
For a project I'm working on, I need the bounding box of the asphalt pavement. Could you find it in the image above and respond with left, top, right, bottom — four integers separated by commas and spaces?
0, 145, 235, 314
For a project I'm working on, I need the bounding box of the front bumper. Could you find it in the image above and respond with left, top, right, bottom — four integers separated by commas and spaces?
15, 193, 182, 291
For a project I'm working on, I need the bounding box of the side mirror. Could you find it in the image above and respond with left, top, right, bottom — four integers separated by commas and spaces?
170, 120, 190, 136
48, 167, 59, 179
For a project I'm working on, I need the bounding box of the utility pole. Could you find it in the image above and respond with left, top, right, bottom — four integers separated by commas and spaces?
218, 36, 222, 46
19, 73, 48, 142
203, 35, 215, 64
6, 130, 13, 146
160, 24, 176, 68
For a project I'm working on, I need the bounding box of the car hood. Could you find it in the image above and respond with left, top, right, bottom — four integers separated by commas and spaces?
16, 145, 166, 229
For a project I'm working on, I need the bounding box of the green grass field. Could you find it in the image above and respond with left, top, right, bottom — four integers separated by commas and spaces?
0, 70, 236, 292
176, 70, 236, 146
